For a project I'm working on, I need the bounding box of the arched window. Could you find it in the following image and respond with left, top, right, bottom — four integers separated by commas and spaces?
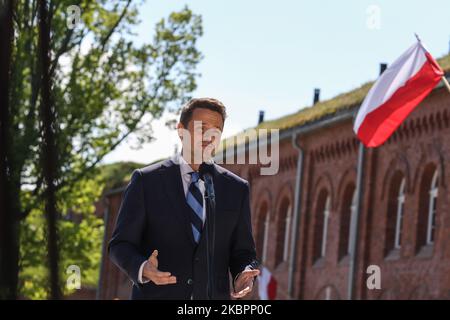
417, 165, 439, 251
275, 198, 291, 267
283, 205, 292, 262
321, 197, 331, 258
313, 189, 330, 262
338, 184, 356, 260
427, 170, 439, 245
384, 172, 405, 255
314, 285, 341, 300
262, 213, 270, 263
394, 178, 406, 249
256, 202, 269, 262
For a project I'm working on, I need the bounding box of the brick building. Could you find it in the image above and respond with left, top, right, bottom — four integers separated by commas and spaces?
97, 54, 450, 300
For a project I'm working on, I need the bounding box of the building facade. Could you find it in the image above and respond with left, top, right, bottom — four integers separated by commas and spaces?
97, 61, 450, 300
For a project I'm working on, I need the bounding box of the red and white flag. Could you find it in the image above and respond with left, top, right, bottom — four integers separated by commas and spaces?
354, 39, 444, 147
258, 267, 277, 300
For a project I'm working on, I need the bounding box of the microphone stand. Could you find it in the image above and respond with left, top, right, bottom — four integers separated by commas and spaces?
203, 173, 216, 300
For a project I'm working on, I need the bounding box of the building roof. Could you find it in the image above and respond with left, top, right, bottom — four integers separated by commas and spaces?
219, 53, 450, 149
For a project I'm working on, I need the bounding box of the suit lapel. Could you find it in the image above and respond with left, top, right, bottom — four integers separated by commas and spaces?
160, 159, 197, 247
212, 164, 226, 212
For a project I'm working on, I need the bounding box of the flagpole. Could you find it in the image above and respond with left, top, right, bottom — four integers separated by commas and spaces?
420, 35, 450, 93
414, 33, 421, 42
442, 76, 450, 93
414, 33, 449, 93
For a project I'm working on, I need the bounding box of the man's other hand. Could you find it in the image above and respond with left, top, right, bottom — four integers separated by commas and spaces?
231, 269, 260, 299
142, 250, 177, 285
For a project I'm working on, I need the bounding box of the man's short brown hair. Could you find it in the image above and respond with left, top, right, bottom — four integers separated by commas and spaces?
179, 98, 227, 128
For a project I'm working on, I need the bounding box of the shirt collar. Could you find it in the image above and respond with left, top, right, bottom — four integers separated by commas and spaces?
177, 153, 194, 177
172, 152, 215, 176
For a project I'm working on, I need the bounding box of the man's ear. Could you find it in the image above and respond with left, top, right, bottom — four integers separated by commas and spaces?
176, 122, 184, 140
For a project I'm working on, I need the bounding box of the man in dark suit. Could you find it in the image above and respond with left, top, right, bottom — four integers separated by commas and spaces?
109, 98, 260, 300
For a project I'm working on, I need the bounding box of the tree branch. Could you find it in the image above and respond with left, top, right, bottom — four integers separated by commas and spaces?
58, 60, 176, 192
49, 0, 83, 76
98, 0, 132, 53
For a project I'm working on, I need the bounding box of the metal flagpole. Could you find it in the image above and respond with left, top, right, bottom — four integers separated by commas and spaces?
441, 76, 450, 93
415, 33, 450, 93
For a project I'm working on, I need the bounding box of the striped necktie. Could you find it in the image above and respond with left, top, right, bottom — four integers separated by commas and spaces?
186, 172, 203, 243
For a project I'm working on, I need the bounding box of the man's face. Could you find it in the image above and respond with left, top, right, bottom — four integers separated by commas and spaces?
177, 108, 223, 164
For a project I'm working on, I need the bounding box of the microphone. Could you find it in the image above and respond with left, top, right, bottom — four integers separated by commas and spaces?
199, 162, 215, 200
199, 162, 216, 299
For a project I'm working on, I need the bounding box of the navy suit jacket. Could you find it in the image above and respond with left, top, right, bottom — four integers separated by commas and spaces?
108, 158, 257, 299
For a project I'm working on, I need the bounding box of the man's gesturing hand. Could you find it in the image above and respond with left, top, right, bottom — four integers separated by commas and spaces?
231, 269, 260, 299
142, 250, 177, 285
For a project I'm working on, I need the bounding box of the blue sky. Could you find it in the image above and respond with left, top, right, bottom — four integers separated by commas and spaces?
103, 0, 450, 164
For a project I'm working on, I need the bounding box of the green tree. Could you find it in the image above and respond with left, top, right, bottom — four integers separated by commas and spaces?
20, 170, 105, 299
37, 0, 61, 299
6, 0, 202, 298
19, 161, 146, 300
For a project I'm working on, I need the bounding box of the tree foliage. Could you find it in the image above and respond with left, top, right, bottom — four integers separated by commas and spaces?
8, 0, 202, 298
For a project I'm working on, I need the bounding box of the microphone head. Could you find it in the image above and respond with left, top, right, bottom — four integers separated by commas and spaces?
199, 162, 215, 179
